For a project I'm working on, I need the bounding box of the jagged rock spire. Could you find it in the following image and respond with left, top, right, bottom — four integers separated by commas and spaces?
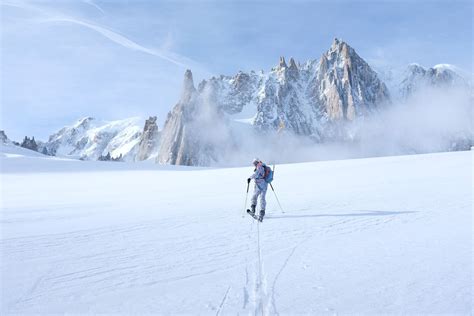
279, 56, 287, 68
181, 69, 196, 101
317, 38, 390, 121
0, 130, 9, 144
159, 69, 209, 166
136, 116, 159, 161
329, 37, 352, 57
289, 57, 297, 70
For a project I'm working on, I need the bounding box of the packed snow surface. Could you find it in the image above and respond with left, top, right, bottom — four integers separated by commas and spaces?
0, 147, 471, 314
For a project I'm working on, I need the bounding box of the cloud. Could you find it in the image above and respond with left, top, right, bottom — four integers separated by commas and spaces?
42, 17, 190, 68
83, 0, 105, 15
1, 0, 203, 70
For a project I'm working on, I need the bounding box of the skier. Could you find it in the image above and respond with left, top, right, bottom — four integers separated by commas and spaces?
247, 158, 268, 221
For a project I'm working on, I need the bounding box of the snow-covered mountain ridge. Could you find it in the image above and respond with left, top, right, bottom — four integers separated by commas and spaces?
156, 39, 471, 165
42, 117, 144, 161
398, 63, 469, 98
198, 38, 390, 136
156, 39, 394, 165
5, 39, 471, 164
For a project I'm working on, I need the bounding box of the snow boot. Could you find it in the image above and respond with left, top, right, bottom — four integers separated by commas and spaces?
258, 210, 265, 222
248, 204, 256, 216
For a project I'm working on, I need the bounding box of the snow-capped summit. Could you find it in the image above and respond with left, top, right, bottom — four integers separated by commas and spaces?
73, 116, 94, 129
43, 117, 144, 161
433, 63, 461, 73
399, 63, 467, 98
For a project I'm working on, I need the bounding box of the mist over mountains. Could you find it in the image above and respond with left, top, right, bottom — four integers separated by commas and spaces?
3, 39, 472, 166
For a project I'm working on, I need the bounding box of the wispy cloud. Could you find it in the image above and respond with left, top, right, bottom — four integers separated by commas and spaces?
43, 17, 189, 68
83, 0, 105, 15
1, 0, 204, 70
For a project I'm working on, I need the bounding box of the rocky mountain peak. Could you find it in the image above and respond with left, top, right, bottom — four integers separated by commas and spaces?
181, 69, 196, 101
136, 116, 160, 161
317, 39, 390, 121
325, 38, 354, 62
407, 63, 425, 72
158, 39, 394, 166
288, 57, 298, 70
399, 63, 467, 98
0, 130, 9, 144
74, 117, 94, 129
154, 39, 470, 167
43, 117, 143, 160
330, 38, 344, 52
158, 69, 206, 166
279, 56, 287, 68
21, 136, 38, 152
429, 65, 465, 85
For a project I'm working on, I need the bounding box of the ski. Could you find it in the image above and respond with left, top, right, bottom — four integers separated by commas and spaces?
247, 209, 263, 222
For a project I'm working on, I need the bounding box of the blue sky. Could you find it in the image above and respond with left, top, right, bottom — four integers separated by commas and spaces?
1, 0, 472, 141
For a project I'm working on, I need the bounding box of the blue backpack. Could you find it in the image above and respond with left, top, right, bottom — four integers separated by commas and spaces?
263, 164, 274, 183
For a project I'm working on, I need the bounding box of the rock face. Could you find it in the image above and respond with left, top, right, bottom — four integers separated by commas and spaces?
43, 117, 143, 161
316, 39, 391, 121
158, 39, 392, 165
157, 70, 199, 165
136, 116, 160, 161
20, 136, 38, 152
0, 130, 10, 144
198, 39, 390, 138
157, 70, 221, 166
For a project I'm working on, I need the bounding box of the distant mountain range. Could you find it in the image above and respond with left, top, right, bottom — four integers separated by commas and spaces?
2, 39, 471, 165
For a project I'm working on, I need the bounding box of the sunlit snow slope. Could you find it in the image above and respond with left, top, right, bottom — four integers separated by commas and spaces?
0, 147, 471, 314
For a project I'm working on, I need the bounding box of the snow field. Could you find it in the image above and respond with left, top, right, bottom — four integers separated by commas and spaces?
1, 149, 472, 314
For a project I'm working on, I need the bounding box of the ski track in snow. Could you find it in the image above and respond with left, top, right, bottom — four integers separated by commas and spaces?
242, 265, 249, 309
2, 207, 450, 313
269, 247, 296, 316
215, 285, 231, 316
255, 221, 266, 316
1, 150, 471, 314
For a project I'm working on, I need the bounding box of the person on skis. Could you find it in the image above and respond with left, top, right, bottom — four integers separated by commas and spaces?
247, 158, 268, 221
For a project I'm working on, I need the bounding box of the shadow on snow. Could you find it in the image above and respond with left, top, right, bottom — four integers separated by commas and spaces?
266, 210, 417, 220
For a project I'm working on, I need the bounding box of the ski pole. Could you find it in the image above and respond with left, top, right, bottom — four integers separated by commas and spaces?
242, 181, 250, 218
270, 183, 285, 214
